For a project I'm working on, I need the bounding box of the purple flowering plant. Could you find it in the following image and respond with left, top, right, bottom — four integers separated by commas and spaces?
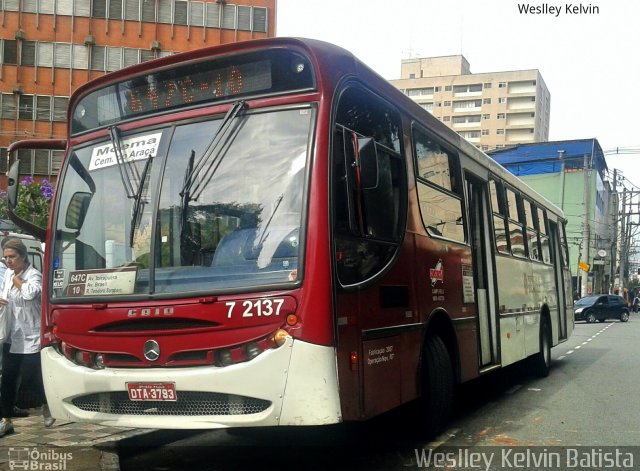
0, 177, 53, 229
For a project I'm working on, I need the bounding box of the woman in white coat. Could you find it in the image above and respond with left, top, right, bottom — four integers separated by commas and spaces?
0, 238, 53, 437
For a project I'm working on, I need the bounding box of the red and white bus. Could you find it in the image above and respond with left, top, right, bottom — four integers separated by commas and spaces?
7, 37, 573, 435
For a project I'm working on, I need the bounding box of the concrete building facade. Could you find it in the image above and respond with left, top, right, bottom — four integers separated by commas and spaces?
0, 0, 276, 186
390, 55, 551, 152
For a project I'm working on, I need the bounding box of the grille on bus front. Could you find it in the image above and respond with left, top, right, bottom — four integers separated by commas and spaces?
71, 391, 271, 416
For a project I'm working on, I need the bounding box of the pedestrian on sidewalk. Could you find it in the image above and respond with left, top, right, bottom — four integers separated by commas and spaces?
0, 238, 54, 437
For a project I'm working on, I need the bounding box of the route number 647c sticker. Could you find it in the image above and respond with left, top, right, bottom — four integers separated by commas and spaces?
226, 299, 285, 319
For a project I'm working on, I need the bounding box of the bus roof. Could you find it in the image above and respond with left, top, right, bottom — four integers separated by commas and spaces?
67, 37, 564, 221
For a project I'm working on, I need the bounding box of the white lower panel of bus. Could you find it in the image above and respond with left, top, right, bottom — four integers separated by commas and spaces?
41, 338, 342, 429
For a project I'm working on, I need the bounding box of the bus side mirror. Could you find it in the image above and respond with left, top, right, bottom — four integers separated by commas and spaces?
357, 137, 379, 190
65, 192, 92, 231
7, 160, 19, 210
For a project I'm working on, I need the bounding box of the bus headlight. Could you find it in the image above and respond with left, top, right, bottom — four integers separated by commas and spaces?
94, 353, 105, 369
217, 349, 233, 367
272, 329, 289, 347
245, 343, 261, 360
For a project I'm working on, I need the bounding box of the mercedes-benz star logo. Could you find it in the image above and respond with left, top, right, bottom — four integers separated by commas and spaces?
144, 340, 160, 361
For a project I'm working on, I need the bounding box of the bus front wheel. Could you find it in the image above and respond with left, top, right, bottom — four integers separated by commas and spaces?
420, 335, 454, 439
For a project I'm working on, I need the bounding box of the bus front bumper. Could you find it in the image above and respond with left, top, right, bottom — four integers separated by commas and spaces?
41, 337, 342, 429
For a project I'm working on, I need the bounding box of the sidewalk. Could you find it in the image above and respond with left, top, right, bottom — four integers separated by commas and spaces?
0, 408, 151, 470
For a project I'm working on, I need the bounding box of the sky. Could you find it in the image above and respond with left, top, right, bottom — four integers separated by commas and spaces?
275, 0, 640, 188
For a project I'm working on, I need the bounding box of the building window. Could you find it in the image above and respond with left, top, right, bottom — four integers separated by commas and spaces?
498, 97, 507, 104
497, 113, 505, 119
1, 40, 18, 65
18, 95, 34, 121
11, 148, 61, 177
91, 0, 107, 18
434, 86, 440, 92
483, 98, 491, 105
171, 0, 187, 25
443, 101, 451, 106
20, 41, 36, 66
453, 84, 482, 94
482, 114, 490, 120
0, 94, 16, 119
36, 43, 53, 67
125, 0, 141, 21
53, 97, 69, 122
222, 4, 237, 29
498, 82, 507, 88
459, 131, 480, 139
452, 115, 481, 124
54, 43, 72, 68
108, 0, 123, 20
483, 82, 492, 89
39, 0, 54, 14
445, 85, 452, 91
253, 7, 268, 32
36, 95, 52, 120
407, 87, 434, 97
142, 0, 156, 21
496, 129, 505, 135
443, 116, 450, 122
482, 129, 489, 135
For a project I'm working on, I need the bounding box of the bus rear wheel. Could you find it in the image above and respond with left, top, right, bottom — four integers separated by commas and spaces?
420, 335, 454, 439
530, 316, 551, 377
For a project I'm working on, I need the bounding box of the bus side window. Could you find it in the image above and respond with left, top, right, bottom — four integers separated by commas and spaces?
489, 179, 510, 254
505, 187, 525, 258
413, 126, 465, 243
537, 208, 551, 264
523, 199, 540, 261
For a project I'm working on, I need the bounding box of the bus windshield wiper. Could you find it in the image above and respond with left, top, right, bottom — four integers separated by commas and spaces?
256, 193, 284, 249
108, 126, 153, 247
180, 100, 247, 202
129, 157, 152, 247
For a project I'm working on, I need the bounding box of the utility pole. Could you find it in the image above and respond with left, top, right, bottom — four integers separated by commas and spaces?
580, 154, 591, 297
610, 169, 618, 293
619, 187, 627, 293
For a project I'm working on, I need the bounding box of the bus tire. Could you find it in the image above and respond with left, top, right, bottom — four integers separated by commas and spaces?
421, 335, 454, 439
531, 316, 551, 377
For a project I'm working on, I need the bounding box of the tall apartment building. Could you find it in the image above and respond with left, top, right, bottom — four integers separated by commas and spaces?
0, 0, 275, 186
389, 55, 551, 151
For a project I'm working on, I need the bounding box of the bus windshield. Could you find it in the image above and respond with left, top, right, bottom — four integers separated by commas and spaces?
51, 106, 313, 299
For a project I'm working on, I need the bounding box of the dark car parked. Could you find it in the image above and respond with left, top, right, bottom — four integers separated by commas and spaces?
574, 295, 630, 323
